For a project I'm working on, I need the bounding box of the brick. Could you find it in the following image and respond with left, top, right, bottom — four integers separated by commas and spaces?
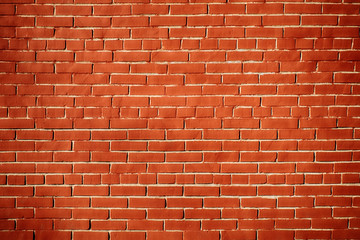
0, 119, 34, 129
111, 232, 145, 239
111, 186, 145, 196
185, 209, 220, 220
35, 231, 71, 240
127, 220, 163, 230
244, 62, 278, 73
73, 209, 108, 219
167, 198, 201, 209
18, 63, 53, 73
285, 4, 321, 13
56, 63, 92, 73
112, 17, 149, 27
188, 16, 224, 26
182, 39, 200, 49
92, 198, 127, 208
323, 4, 359, 14
131, 63, 166, 73
238, 219, 274, 230
148, 186, 182, 196
128, 152, 164, 162
263, 16, 299, 26
202, 220, 236, 230
93, 5, 130, 15
0, 4, 14, 15
148, 232, 182, 240
170, 28, 206, 38
278, 152, 313, 162
55, 198, 89, 208
185, 186, 219, 196
166, 152, 202, 162
115, 52, 149, 62
225, 16, 261, 26
148, 209, 183, 219
295, 231, 331, 240
73, 142, 109, 151
37, 52, 74, 62
149, 119, 183, 129
96, 30, 129, 39
300, 118, 336, 128
296, 39, 314, 49
183, 231, 219, 240
132, 28, 168, 39
76, 51, 112, 62
247, 3, 283, 13
186, 119, 221, 129
296, 208, 332, 218
262, 119, 298, 129
0, 208, 33, 219
170, 4, 206, 14
47, 39, 69, 50
56, 5, 91, 15
149, 142, 184, 152
0, 141, 35, 151
258, 230, 294, 240
151, 16, 186, 26
75, 17, 110, 27
209, 4, 245, 14
241, 152, 276, 162
73, 232, 108, 239
37, 17, 72, 27
246, 27, 282, 38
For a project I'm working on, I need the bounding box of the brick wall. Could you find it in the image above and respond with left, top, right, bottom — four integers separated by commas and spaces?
0, 0, 360, 239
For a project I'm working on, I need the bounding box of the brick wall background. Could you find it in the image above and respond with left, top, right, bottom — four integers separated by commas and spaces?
0, 0, 360, 239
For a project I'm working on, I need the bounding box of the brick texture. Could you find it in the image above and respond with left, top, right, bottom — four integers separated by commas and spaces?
0, 0, 360, 239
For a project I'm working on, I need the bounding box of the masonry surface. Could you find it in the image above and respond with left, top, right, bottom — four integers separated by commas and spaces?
0, 0, 360, 239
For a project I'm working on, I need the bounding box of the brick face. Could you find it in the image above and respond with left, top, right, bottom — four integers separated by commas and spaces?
0, 1, 359, 239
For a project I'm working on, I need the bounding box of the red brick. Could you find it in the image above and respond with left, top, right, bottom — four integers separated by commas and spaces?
111, 186, 145, 196
187, 16, 223, 26
209, 4, 245, 14
128, 220, 163, 230
150, 16, 185, 27
110, 119, 147, 129
258, 230, 294, 240
35, 231, 71, 240
185, 209, 220, 219
262, 119, 298, 129
47, 39, 66, 49
54, 198, 89, 208
56, 5, 91, 15
148, 119, 183, 129
238, 219, 274, 230
148, 232, 182, 240
111, 232, 145, 239
76, 51, 112, 62
247, 3, 283, 13
170, 4, 206, 14
184, 186, 219, 196
296, 208, 332, 218
225, 16, 261, 26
